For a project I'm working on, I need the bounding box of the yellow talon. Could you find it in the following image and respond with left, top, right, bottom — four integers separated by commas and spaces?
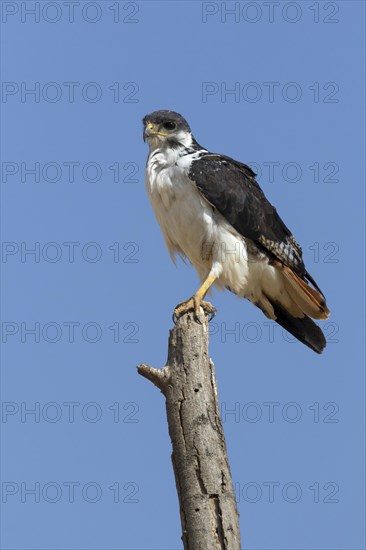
173, 273, 218, 323
173, 296, 216, 323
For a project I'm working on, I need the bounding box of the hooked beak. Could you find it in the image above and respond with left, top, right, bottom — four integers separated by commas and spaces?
144, 121, 168, 141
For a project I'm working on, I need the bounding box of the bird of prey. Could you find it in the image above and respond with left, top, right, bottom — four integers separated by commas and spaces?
143, 110, 330, 353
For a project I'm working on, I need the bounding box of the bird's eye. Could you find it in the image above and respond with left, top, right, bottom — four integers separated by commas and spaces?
163, 121, 177, 131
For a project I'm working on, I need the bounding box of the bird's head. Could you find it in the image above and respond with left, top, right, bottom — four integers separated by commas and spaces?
143, 110, 196, 151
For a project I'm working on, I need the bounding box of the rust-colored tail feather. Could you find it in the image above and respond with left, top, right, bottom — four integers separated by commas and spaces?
281, 266, 330, 320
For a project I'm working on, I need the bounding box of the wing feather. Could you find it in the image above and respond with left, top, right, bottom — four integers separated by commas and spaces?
189, 153, 305, 274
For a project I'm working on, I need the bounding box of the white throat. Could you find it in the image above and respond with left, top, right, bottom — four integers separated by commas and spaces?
147, 130, 195, 155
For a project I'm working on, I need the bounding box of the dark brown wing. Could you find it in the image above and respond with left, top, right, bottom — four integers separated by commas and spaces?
189, 153, 305, 275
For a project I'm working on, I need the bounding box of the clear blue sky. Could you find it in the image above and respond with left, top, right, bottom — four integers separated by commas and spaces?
1, 1, 365, 549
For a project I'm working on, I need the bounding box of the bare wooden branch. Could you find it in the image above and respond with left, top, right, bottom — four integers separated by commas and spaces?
137, 363, 169, 393
137, 309, 241, 549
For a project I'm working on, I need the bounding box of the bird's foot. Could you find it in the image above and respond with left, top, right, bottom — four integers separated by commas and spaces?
173, 296, 216, 323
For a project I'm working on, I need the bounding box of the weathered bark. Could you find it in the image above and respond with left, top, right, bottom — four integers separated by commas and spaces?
137, 310, 241, 550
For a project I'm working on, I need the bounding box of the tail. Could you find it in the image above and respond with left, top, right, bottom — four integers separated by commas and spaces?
281, 265, 330, 320
272, 302, 326, 354
263, 263, 330, 353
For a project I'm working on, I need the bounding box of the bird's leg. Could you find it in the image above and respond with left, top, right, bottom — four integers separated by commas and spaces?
174, 274, 217, 321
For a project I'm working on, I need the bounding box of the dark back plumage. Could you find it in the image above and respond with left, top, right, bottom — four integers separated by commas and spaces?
189, 153, 305, 274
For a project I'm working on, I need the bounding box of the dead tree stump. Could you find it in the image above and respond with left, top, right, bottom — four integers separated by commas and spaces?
138, 309, 241, 550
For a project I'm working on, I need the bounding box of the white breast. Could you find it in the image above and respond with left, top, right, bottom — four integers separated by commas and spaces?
146, 148, 215, 274
145, 145, 277, 305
